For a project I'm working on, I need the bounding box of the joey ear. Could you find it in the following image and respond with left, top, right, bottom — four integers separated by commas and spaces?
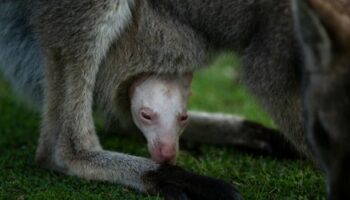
292, 0, 332, 73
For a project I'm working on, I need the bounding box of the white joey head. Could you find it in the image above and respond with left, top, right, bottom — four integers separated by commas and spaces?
129, 73, 193, 164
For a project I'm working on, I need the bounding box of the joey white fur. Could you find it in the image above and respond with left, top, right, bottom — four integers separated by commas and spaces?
130, 75, 192, 164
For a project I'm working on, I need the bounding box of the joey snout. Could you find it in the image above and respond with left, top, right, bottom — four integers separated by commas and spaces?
148, 140, 178, 164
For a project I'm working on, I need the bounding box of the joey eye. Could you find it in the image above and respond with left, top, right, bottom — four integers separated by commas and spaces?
139, 107, 158, 124
141, 111, 152, 121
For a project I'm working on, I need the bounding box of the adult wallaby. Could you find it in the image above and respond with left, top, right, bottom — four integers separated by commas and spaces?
0, 0, 305, 199
293, 0, 350, 199
0, 0, 245, 199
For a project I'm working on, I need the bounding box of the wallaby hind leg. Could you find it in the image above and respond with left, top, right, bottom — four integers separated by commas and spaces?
182, 111, 302, 159
35, 0, 157, 193
242, 55, 310, 160
35, 0, 126, 171
35, 56, 67, 170
238, 3, 313, 160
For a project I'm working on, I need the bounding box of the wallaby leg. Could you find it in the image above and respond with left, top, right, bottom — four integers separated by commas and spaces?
238, 10, 313, 160
35, 0, 130, 171
181, 111, 302, 158
35, 55, 68, 170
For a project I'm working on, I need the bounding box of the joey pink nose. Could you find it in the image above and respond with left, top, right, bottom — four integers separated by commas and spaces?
150, 142, 177, 164
160, 144, 176, 164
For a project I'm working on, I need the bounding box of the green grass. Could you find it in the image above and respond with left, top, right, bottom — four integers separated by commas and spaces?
0, 54, 326, 199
